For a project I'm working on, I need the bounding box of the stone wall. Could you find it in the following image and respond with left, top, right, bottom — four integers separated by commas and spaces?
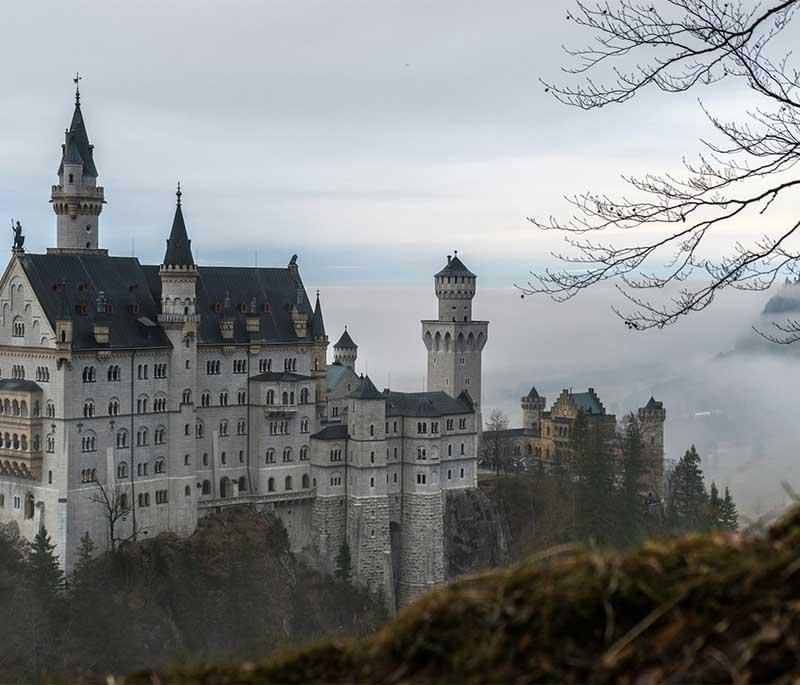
398, 491, 444, 606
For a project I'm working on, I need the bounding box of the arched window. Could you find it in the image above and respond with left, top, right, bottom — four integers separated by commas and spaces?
154, 426, 166, 444
117, 462, 128, 479
370, 424, 375, 437
196, 420, 205, 438
266, 389, 275, 405
285, 475, 293, 491
153, 395, 167, 413
154, 458, 166, 474
237, 390, 246, 405
136, 395, 149, 414
268, 477, 275, 492
266, 449, 275, 464
83, 400, 95, 418
81, 431, 96, 453
237, 418, 246, 435
300, 418, 309, 433
302, 474, 310, 489
24, 494, 35, 519
116, 429, 128, 448
219, 391, 228, 406
136, 427, 148, 446
200, 391, 210, 407
282, 391, 289, 405
300, 446, 309, 461
82, 366, 96, 383
185, 485, 191, 497
19, 401, 27, 418
12, 317, 24, 338
300, 388, 310, 404
202, 480, 211, 495
283, 447, 292, 462
108, 398, 120, 416
238, 476, 247, 492
219, 420, 229, 436
46, 401, 55, 418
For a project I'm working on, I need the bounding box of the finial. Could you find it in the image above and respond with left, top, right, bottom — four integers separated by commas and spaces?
454, 249, 458, 256
73, 72, 82, 106
176, 181, 182, 207
316, 289, 320, 299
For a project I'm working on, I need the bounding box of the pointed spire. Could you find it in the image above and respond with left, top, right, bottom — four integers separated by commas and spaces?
334, 327, 357, 349
162, 183, 195, 267
58, 74, 98, 178
312, 290, 326, 338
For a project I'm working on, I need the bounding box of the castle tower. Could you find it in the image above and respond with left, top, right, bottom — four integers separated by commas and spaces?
521, 386, 547, 433
345, 375, 393, 605
157, 184, 199, 535
333, 328, 357, 369
51, 77, 105, 252
422, 253, 488, 413
638, 397, 666, 497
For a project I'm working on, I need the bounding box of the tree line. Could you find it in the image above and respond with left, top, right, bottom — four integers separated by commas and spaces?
482, 411, 739, 556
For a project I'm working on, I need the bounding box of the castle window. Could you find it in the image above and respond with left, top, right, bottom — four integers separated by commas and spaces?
196, 420, 205, 438
154, 363, 167, 379
117, 462, 128, 479
268, 477, 275, 492
82, 366, 96, 383
136, 427, 148, 446
108, 399, 120, 416
68, 173, 74, 183
370, 424, 375, 437
266, 449, 275, 464
283, 447, 292, 462
459, 418, 467, 430
238, 450, 244, 463
300, 418, 309, 433
285, 475, 293, 491
107, 365, 121, 381
300, 387, 310, 404
182, 389, 192, 404
185, 485, 191, 496
237, 390, 246, 405
393, 473, 398, 483
370, 451, 375, 463
446, 419, 454, 431
206, 360, 221, 375
300, 446, 309, 461
460, 443, 465, 455
83, 400, 95, 418
203, 452, 209, 466
184, 454, 190, 466
238, 476, 247, 492
432, 422, 439, 433
153, 396, 167, 413
137, 492, 150, 508
233, 359, 247, 374
46, 436, 55, 453
81, 432, 97, 453
370, 477, 375, 488
11, 318, 24, 338
154, 426, 166, 444
116, 430, 128, 448
448, 444, 452, 456
416, 473, 426, 485
237, 419, 246, 435
220, 451, 227, 465
202, 480, 211, 495
302, 474, 310, 489
266, 390, 275, 405
460, 468, 465, 478
201, 391, 210, 407
136, 396, 148, 414
219, 420, 229, 436
154, 458, 166, 474
219, 391, 228, 406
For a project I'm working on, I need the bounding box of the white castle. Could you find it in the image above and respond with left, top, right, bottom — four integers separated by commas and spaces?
0, 86, 488, 608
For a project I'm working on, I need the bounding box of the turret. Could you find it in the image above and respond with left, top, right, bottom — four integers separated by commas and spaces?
435, 251, 476, 322
334, 328, 358, 369
521, 386, 546, 433
50, 75, 105, 252
638, 397, 666, 496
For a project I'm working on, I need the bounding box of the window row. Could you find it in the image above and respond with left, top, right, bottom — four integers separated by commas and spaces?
35, 366, 50, 382
0, 432, 39, 451
265, 473, 310, 492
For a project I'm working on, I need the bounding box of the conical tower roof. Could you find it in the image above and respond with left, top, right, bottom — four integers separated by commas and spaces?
58, 90, 98, 178
312, 291, 326, 338
162, 184, 195, 267
334, 328, 357, 349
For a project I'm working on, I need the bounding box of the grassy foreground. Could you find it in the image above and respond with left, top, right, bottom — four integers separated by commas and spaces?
114, 507, 800, 684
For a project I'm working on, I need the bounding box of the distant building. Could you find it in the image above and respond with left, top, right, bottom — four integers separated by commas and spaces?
482, 387, 666, 495
0, 86, 488, 609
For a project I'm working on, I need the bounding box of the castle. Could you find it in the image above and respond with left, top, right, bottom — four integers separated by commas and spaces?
0, 86, 488, 608
484, 387, 666, 495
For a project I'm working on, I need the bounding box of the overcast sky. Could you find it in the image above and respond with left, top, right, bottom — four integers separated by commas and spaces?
2, 0, 771, 288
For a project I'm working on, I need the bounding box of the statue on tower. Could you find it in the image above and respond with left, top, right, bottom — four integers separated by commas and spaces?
11, 220, 24, 250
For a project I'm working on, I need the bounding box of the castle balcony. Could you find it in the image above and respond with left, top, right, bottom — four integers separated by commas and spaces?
197, 487, 316, 511
264, 404, 298, 417
0, 445, 43, 480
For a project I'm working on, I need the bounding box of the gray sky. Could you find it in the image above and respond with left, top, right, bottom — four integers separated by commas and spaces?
1, 0, 755, 286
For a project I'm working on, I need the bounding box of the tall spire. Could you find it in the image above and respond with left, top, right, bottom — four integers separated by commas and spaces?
74, 72, 81, 106
58, 75, 98, 178
312, 290, 326, 338
162, 183, 195, 267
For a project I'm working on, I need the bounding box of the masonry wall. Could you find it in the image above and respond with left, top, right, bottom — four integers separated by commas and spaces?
398, 491, 444, 606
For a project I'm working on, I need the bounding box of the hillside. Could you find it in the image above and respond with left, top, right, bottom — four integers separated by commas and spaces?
115, 506, 800, 684
0, 509, 387, 679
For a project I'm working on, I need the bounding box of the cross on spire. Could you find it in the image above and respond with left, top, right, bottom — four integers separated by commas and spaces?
73, 72, 82, 105
176, 181, 182, 206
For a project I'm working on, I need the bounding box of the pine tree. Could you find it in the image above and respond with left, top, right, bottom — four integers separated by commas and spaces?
617, 413, 647, 546
719, 487, 739, 532
571, 412, 615, 545
666, 446, 708, 535
335, 540, 352, 583
27, 527, 64, 597
708, 482, 722, 531
74, 532, 95, 573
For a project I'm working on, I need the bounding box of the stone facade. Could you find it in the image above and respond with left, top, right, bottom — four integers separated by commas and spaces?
0, 89, 487, 610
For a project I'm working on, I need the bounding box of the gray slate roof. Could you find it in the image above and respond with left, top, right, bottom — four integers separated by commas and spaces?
326, 362, 357, 392
58, 103, 98, 178
19, 252, 170, 350
250, 371, 311, 383
570, 391, 604, 415
311, 293, 325, 338
384, 390, 473, 417
435, 255, 476, 278
334, 328, 357, 349
143, 264, 313, 345
311, 424, 349, 441
348, 375, 384, 400
0, 379, 43, 393
162, 203, 194, 267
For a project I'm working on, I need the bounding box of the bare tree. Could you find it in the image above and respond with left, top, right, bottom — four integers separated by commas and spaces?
482, 409, 513, 476
521, 0, 800, 342
86, 478, 138, 552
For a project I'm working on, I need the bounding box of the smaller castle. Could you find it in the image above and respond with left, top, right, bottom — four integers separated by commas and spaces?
484, 387, 666, 495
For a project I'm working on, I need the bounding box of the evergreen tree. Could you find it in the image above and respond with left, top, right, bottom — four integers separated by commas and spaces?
27, 527, 65, 597
335, 540, 352, 583
666, 446, 708, 534
617, 413, 647, 546
707, 482, 722, 531
719, 487, 739, 532
74, 532, 95, 573
570, 411, 615, 545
